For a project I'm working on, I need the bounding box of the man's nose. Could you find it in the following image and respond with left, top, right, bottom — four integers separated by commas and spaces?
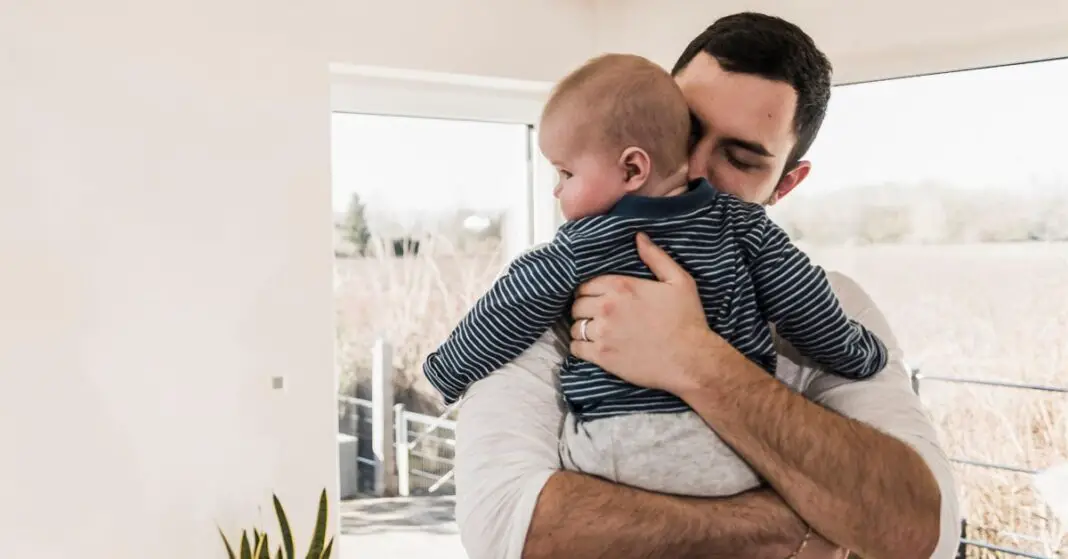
687, 151, 710, 181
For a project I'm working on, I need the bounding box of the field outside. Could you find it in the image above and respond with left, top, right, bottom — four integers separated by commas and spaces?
801, 242, 1068, 557
334, 238, 1068, 556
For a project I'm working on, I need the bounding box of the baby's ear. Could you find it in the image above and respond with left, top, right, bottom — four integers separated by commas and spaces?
619, 147, 651, 192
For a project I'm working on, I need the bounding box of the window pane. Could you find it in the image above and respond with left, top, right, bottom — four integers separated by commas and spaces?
770, 59, 1068, 554
332, 113, 530, 495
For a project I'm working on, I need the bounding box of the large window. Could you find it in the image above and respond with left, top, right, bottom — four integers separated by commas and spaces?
332, 112, 533, 414
329, 70, 552, 508
769, 58, 1068, 556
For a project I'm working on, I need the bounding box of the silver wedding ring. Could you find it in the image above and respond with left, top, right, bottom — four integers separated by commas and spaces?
579, 318, 591, 342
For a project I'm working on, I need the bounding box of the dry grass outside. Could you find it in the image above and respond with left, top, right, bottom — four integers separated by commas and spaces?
802, 242, 1068, 557
334, 236, 502, 496
334, 236, 504, 415
335, 237, 1068, 556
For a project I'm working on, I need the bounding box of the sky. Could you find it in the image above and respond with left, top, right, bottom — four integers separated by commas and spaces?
330, 114, 530, 219
330, 57, 1068, 218
802, 57, 1068, 196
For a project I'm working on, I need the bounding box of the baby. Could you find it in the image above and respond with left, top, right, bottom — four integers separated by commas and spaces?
423, 53, 888, 497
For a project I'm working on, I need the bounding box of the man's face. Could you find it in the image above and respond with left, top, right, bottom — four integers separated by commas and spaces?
675, 52, 811, 205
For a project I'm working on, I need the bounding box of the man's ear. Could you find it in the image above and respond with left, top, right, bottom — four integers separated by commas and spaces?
768, 160, 811, 205
619, 147, 652, 192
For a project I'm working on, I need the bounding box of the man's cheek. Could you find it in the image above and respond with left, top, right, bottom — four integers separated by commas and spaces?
713, 166, 766, 204
706, 162, 737, 192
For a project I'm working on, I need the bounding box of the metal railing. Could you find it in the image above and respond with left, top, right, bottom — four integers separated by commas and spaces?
911, 368, 1067, 559
338, 337, 1066, 556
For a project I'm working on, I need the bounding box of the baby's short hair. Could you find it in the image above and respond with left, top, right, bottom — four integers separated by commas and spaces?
542, 53, 692, 176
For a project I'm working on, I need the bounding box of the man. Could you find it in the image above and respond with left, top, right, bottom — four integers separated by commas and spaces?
453, 12, 960, 559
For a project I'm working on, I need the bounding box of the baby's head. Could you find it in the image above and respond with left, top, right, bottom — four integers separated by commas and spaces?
539, 53, 692, 221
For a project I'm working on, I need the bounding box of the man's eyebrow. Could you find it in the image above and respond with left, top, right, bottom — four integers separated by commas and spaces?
721, 137, 774, 158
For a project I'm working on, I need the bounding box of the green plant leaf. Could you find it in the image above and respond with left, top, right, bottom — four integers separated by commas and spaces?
319, 537, 334, 559
305, 489, 329, 559
252, 532, 266, 559
240, 531, 252, 559
219, 528, 237, 559
275, 549, 283, 559
256, 533, 271, 559
274, 494, 295, 559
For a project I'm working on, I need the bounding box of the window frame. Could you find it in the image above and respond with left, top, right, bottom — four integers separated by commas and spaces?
329, 63, 563, 259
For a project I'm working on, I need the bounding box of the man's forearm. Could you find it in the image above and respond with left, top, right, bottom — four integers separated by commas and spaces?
677, 336, 941, 558
523, 471, 806, 559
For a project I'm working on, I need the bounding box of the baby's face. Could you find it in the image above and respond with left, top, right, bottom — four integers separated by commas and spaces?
539, 118, 628, 221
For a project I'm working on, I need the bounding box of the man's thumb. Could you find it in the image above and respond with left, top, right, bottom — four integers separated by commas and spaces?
636, 232, 688, 284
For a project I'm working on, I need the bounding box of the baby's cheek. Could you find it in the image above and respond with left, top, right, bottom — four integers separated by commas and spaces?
560, 190, 593, 220
586, 185, 625, 215
562, 187, 606, 220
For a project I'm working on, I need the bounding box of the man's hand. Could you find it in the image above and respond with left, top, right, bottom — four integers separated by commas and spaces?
569, 232, 945, 557
570, 232, 715, 393
800, 533, 849, 559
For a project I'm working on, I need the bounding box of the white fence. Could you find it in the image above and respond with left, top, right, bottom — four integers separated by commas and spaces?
395, 404, 457, 496
337, 339, 457, 498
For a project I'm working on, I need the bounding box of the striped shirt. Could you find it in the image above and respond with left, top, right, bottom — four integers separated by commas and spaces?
424, 179, 888, 421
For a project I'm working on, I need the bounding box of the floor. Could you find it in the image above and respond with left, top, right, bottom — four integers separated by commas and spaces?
338, 496, 467, 558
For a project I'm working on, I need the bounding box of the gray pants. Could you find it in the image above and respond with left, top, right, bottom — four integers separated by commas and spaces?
560, 410, 762, 497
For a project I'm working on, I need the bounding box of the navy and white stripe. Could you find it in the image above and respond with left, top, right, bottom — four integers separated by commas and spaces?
424, 179, 888, 421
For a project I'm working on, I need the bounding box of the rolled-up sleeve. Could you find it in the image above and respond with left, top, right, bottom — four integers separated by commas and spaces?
453, 326, 569, 559
803, 273, 962, 559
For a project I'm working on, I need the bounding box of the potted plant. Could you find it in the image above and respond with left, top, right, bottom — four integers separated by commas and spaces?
219, 488, 335, 559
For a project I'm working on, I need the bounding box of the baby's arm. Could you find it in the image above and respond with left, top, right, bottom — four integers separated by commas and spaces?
423, 232, 578, 403
743, 212, 888, 379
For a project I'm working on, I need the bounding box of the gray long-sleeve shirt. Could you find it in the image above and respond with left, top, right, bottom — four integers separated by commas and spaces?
452, 271, 962, 559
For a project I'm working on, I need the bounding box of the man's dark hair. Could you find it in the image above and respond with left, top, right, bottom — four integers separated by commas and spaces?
672, 12, 833, 170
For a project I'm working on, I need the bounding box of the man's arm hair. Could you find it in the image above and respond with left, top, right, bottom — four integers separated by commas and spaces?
803, 274, 961, 558
524, 474, 806, 559
673, 274, 943, 558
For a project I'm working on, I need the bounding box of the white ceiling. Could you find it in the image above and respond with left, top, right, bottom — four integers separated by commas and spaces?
327, 0, 596, 83
324, 0, 1067, 84
592, 0, 1068, 83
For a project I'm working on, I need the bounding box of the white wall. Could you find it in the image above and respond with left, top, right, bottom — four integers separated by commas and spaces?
1, 1, 338, 557
592, 0, 1068, 83
1, 0, 597, 556
2, 0, 599, 553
